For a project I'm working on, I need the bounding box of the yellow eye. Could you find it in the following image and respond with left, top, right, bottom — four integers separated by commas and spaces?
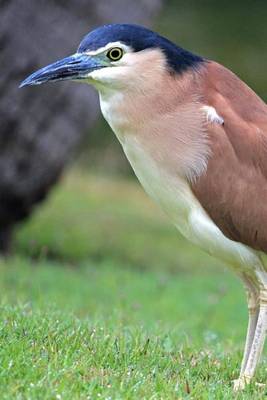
107, 47, 123, 61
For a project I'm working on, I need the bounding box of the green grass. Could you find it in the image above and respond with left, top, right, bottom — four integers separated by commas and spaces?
1, 170, 266, 398
15, 170, 212, 271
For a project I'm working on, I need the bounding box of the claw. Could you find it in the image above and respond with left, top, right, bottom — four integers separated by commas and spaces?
233, 376, 266, 391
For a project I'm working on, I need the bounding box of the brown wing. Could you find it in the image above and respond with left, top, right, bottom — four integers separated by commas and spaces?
192, 61, 267, 252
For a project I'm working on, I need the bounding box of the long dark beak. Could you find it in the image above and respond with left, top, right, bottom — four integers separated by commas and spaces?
20, 53, 103, 88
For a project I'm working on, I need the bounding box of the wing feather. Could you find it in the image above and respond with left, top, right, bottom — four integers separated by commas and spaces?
192, 61, 267, 252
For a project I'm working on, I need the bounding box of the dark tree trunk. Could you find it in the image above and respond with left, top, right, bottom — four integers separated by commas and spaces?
0, 226, 12, 255
0, 0, 161, 251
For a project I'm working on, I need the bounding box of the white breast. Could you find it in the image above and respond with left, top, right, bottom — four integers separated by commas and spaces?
123, 135, 196, 238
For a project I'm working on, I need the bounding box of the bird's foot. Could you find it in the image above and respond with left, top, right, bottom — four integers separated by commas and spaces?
233, 376, 266, 391
233, 375, 252, 391
255, 382, 266, 389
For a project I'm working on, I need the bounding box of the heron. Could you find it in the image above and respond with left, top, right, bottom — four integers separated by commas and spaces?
20, 24, 267, 390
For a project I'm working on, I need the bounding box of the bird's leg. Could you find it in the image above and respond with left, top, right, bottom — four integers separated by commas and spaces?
243, 288, 267, 379
234, 284, 267, 391
233, 275, 259, 391
239, 305, 259, 375
239, 275, 259, 375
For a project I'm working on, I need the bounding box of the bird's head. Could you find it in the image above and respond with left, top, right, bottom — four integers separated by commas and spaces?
20, 24, 204, 92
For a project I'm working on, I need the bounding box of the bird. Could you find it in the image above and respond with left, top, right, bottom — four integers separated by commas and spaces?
20, 23, 267, 390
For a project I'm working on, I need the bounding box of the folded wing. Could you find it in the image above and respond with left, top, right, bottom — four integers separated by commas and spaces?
192, 61, 267, 252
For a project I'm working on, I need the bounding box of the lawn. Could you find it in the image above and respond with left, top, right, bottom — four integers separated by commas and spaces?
0, 170, 266, 399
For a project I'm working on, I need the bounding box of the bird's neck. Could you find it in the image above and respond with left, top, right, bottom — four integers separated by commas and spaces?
98, 67, 210, 182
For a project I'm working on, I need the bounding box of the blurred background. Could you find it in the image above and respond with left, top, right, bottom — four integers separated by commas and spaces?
1, 1, 267, 396
1, 0, 267, 259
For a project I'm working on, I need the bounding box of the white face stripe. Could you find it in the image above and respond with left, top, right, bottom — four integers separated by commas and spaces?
85, 41, 132, 56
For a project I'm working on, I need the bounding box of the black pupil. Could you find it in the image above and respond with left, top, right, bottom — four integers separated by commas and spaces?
110, 49, 121, 60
